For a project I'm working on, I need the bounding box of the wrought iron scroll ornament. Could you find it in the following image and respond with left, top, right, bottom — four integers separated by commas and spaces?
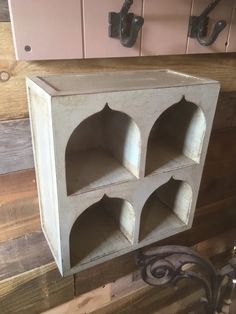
108, 0, 144, 48
136, 245, 236, 314
188, 0, 226, 46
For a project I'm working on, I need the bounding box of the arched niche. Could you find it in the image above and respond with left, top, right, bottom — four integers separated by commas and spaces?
66, 104, 141, 195
139, 178, 192, 241
70, 195, 135, 267
145, 97, 206, 175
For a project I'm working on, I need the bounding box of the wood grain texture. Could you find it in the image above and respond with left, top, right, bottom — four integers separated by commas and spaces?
0, 0, 10, 22
198, 127, 236, 207
0, 232, 53, 281
194, 227, 236, 259
43, 285, 112, 314
0, 232, 71, 314
0, 262, 74, 314
0, 23, 236, 121
0, 169, 40, 241
90, 283, 204, 314
0, 119, 34, 174
213, 92, 236, 130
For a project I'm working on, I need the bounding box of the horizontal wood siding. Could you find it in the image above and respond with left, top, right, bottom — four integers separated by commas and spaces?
0, 263, 74, 314
0, 170, 39, 241
0, 0, 9, 22
0, 119, 34, 174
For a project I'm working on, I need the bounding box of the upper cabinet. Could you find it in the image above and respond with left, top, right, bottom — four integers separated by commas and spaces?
8, 0, 236, 60
187, 0, 235, 54
141, 0, 192, 56
9, 0, 83, 60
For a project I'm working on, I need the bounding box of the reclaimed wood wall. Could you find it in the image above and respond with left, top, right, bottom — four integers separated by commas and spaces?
0, 1, 236, 313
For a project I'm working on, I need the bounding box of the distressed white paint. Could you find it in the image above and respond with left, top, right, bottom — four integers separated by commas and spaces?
27, 70, 220, 276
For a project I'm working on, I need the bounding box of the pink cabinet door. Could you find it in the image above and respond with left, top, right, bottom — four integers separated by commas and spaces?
227, 1, 236, 52
141, 0, 192, 56
83, 0, 142, 58
187, 0, 234, 54
9, 0, 83, 60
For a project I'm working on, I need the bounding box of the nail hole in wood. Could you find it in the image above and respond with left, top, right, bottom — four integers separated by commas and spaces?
0, 71, 10, 82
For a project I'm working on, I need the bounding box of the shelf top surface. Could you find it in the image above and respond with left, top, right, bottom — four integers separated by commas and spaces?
27, 69, 218, 96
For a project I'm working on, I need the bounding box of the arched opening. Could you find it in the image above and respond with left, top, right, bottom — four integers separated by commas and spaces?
70, 195, 135, 267
66, 105, 141, 195
145, 97, 206, 175
139, 178, 192, 241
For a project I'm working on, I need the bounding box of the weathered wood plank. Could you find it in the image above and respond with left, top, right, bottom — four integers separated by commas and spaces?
213, 92, 236, 130
0, 0, 10, 22
0, 193, 40, 242
43, 285, 112, 314
198, 128, 236, 207
0, 119, 34, 174
92, 281, 207, 314
199, 160, 236, 206
0, 169, 40, 241
0, 168, 35, 196
0, 234, 73, 314
44, 282, 203, 314
0, 22, 236, 121
0, 232, 53, 281
0, 263, 74, 314
204, 128, 236, 165
194, 228, 236, 259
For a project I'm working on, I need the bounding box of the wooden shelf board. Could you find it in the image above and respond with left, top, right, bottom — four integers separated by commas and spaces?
71, 209, 132, 268
146, 140, 195, 175
67, 148, 136, 195
140, 199, 185, 241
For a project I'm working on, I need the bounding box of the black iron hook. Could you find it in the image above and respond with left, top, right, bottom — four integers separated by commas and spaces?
188, 0, 226, 46
108, 0, 144, 48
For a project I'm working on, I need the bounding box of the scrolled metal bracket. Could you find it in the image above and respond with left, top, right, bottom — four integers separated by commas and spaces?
135, 245, 236, 314
188, 0, 226, 46
108, 0, 144, 48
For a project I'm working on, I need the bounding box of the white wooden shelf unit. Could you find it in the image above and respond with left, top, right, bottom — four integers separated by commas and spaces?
27, 70, 220, 276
